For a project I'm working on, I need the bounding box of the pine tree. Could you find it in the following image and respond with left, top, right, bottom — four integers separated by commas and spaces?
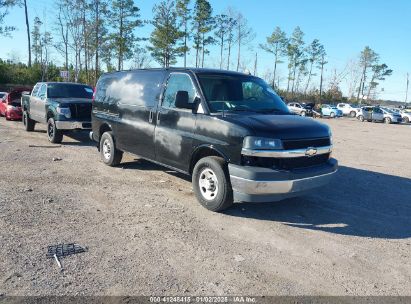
260, 26, 287, 88
31, 17, 42, 64
108, 0, 142, 70
176, 0, 191, 68
148, 0, 184, 68
192, 0, 213, 68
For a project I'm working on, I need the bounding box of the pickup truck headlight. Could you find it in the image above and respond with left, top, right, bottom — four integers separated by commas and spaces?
57, 106, 71, 119
243, 137, 283, 150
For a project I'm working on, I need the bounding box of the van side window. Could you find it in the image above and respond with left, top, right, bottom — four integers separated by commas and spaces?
163, 73, 196, 109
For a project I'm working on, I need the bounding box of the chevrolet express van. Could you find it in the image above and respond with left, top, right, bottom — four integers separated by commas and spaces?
90, 68, 337, 212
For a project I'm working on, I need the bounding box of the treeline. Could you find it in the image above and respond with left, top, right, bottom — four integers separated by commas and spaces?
0, 0, 393, 103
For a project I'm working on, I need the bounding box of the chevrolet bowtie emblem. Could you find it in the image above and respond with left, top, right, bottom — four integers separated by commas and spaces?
305, 147, 317, 157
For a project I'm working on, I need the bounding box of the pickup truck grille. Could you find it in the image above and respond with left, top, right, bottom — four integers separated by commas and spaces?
69, 103, 92, 121
282, 137, 331, 149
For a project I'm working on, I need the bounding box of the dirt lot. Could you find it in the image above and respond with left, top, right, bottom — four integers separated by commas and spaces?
0, 117, 410, 296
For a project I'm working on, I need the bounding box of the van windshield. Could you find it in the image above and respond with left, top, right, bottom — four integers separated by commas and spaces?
47, 84, 93, 99
197, 74, 290, 114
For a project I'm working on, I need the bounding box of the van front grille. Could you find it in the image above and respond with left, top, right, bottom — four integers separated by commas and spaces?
242, 153, 330, 170
282, 137, 331, 150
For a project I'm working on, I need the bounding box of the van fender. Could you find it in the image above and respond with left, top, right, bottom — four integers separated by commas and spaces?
189, 144, 230, 174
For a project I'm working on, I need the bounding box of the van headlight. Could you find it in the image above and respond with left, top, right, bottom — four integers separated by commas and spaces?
243, 137, 283, 150
57, 106, 71, 119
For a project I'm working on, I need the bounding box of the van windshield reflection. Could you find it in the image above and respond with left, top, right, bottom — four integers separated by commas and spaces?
197, 74, 290, 114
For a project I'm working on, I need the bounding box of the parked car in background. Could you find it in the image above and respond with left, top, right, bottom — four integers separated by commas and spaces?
0, 87, 32, 121
22, 82, 94, 143
287, 102, 312, 117
337, 103, 361, 117
321, 104, 343, 118
381, 107, 402, 124
91, 68, 337, 212
357, 106, 384, 122
401, 110, 411, 124
0, 92, 6, 102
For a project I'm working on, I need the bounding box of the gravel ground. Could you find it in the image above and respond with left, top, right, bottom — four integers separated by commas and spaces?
0, 117, 410, 296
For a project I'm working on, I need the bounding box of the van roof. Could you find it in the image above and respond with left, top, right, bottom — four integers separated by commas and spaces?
103, 68, 253, 77
35, 82, 92, 86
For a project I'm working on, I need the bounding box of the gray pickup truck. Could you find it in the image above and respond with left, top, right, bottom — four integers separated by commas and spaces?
21, 82, 94, 143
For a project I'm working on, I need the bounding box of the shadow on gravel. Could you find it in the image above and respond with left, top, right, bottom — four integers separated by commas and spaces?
225, 166, 411, 239
121, 158, 190, 181
63, 131, 96, 147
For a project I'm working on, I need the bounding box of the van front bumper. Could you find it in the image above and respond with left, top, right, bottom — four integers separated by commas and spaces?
229, 158, 338, 203
55, 121, 92, 130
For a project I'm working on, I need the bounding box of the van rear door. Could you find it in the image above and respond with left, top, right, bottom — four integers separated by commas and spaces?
154, 72, 198, 172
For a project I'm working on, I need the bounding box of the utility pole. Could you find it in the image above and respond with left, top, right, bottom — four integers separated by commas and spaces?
24, 0, 31, 67
405, 73, 409, 105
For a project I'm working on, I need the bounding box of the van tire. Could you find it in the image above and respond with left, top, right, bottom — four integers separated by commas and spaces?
47, 118, 63, 143
23, 111, 35, 131
100, 131, 123, 166
192, 156, 233, 212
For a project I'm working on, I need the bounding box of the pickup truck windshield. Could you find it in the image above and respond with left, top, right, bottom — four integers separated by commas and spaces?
47, 84, 93, 99
197, 74, 290, 114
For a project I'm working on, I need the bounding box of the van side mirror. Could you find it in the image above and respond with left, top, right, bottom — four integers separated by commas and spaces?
175, 91, 193, 110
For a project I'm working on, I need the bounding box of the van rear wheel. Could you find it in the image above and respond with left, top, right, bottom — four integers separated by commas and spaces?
192, 156, 233, 212
100, 131, 123, 166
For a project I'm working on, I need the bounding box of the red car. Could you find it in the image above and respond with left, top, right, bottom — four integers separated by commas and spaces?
0, 87, 32, 121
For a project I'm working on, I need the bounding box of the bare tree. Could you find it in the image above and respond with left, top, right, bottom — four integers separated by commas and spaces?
234, 12, 254, 72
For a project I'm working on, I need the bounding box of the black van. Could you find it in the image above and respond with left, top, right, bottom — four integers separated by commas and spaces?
91, 68, 337, 212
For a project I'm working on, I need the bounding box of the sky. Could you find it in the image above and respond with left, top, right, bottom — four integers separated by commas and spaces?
1, 0, 411, 101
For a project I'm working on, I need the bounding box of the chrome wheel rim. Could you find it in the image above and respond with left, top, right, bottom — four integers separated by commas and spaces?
199, 168, 219, 201
102, 139, 111, 160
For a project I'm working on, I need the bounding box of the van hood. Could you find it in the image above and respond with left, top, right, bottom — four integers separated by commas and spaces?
220, 113, 330, 139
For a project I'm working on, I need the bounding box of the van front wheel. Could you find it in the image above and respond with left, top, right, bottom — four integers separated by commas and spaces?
192, 156, 233, 212
100, 131, 123, 166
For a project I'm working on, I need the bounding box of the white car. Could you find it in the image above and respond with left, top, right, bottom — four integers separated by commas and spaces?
287, 102, 309, 116
401, 110, 411, 124
337, 103, 361, 117
381, 107, 403, 124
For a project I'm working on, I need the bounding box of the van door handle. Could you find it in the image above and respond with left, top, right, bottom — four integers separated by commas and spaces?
156, 111, 161, 124
149, 110, 154, 123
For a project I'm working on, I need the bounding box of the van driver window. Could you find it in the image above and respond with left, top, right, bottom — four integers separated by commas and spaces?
163, 74, 196, 109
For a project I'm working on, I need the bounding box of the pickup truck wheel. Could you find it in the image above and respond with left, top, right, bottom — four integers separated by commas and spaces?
192, 156, 233, 212
100, 131, 123, 166
358, 115, 364, 122
384, 117, 391, 124
23, 111, 35, 131
47, 118, 63, 143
